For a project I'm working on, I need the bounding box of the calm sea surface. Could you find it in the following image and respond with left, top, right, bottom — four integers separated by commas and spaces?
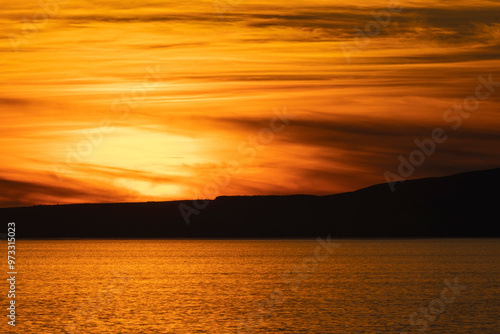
5, 239, 500, 333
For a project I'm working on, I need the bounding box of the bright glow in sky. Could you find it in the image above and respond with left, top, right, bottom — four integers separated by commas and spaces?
1, 0, 500, 207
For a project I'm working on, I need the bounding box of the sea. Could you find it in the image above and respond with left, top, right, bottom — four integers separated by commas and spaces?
4, 239, 500, 333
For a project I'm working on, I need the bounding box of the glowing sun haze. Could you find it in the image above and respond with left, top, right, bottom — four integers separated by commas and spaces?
1, 0, 500, 207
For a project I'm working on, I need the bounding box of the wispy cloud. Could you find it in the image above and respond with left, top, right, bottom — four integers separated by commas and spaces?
1, 0, 500, 206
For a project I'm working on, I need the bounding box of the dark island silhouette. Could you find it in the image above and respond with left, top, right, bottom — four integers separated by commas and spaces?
1, 168, 499, 239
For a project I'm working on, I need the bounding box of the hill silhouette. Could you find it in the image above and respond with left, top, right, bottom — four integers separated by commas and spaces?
1, 168, 499, 238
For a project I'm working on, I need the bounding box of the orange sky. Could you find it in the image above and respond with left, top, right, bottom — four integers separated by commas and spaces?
1, 0, 500, 207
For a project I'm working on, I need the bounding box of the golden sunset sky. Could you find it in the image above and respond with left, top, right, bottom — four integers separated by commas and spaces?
1, 0, 500, 207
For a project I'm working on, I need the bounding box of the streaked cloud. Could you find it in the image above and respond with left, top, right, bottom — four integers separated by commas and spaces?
1, 0, 500, 207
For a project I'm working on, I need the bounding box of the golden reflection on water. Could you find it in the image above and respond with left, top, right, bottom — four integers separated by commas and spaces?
7, 239, 500, 333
